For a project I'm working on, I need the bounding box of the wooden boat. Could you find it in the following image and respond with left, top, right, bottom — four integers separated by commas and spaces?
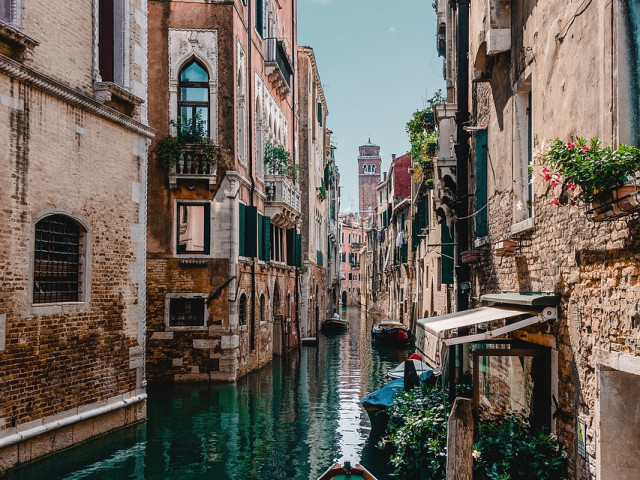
371, 320, 412, 346
317, 462, 378, 480
322, 314, 349, 333
385, 358, 439, 379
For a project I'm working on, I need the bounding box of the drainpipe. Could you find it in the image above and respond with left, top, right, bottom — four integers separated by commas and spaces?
451, 0, 471, 402
248, 0, 257, 356
292, 0, 302, 352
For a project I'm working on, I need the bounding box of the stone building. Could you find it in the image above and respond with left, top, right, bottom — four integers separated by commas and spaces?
325, 137, 341, 318
297, 45, 329, 339
339, 213, 363, 307
423, 0, 640, 478
358, 139, 381, 220
0, 0, 151, 471
146, 0, 301, 382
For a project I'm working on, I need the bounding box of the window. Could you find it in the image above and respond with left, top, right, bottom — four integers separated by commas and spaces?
238, 293, 248, 326
98, 0, 125, 84
177, 203, 210, 254
259, 293, 266, 324
256, 0, 266, 37
513, 81, 532, 224
33, 215, 84, 304
168, 297, 206, 327
178, 60, 210, 137
0, 0, 15, 23
317, 102, 323, 126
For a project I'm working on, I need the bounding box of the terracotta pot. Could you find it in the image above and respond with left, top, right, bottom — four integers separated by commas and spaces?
590, 184, 640, 221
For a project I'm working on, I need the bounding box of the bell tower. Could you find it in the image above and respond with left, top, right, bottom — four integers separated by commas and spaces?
358, 139, 381, 220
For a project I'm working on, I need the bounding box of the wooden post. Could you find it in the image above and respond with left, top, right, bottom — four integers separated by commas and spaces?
446, 397, 473, 480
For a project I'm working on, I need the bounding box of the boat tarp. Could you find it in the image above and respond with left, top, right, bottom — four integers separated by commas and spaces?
361, 371, 434, 410
386, 359, 437, 379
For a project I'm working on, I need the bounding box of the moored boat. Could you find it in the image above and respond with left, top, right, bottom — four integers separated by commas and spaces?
317, 461, 378, 480
322, 313, 349, 333
371, 320, 412, 346
385, 358, 440, 379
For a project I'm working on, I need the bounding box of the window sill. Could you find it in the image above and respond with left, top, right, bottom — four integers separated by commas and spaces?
510, 217, 534, 235
93, 81, 143, 117
166, 325, 208, 332
0, 20, 39, 62
31, 301, 87, 315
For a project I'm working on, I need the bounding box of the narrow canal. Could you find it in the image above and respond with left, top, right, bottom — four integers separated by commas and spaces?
5, 307, 411, 480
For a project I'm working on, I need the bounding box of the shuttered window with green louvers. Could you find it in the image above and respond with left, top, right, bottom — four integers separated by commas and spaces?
475, 129, 489, 237
262, 216, 271, 262
244, 205, 258, 258
258, 213, 263, 260
286, 228, 295, 266
239, 203, 246, 257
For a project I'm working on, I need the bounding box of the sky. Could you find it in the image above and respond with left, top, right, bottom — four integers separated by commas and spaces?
297, 0, 445, 213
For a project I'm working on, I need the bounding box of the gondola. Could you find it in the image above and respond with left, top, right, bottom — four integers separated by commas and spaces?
322, 313, 349, 333
317, 461, 378, 480
371, 319, 412, 346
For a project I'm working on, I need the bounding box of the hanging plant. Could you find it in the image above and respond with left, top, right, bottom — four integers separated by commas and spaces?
264, 141, 299, 182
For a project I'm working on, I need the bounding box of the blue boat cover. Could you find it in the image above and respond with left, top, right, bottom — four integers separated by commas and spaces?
361, 371, 434, 409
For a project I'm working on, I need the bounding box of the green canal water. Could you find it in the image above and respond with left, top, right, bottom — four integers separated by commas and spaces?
4, 307, 411, 480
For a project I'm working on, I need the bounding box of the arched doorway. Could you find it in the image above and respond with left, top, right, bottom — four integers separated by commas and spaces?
341, 291, 348, 308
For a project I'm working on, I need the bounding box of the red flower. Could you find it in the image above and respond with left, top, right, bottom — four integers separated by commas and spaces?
582, 145, 589, 152
567, 183, 576, 191
550, 180, 558, 187
542, 168, 549, 175
567, 142, 576, 148
551, 198, 561, 206
544, 174, 552, 181
570, 200, 577, 206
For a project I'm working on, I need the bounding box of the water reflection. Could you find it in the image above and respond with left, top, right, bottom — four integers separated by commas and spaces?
5, 308, 411, 480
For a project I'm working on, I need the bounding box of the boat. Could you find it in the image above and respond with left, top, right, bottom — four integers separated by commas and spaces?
361, 362, 436, 436
317, 461, 378, 480
322, 313, 349, 333
385, 358, 440, 379
371, 320, 412, 346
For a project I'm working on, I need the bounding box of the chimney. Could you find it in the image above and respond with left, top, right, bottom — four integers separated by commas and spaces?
391, 154, 396, 160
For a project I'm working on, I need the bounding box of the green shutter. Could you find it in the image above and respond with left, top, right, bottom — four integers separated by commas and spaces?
475, 129, 489, 237
258, 213, 263, 260
423, 194, 430, 228
256, 0, 264, 37
286, 228, 295, 266
441, 222, 454, 285
296, 233, 302, 268
239, 203, 246, 257
263, 216, 271, 262
245, 206, 258, 258
318, 103, 323, 126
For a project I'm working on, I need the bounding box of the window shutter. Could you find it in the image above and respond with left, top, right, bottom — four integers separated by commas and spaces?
263, 216, 271, 262
296, 233, 302, 268
245, 206, 258, 258
258, 212, 263, 260
441, 222, 454, 284
317, 102, 323, 126
239, 203, 246, 257
204, 203, 211, 254
256, 0, 264, 37
286, 228, 295, 266
475, 129, 489, 237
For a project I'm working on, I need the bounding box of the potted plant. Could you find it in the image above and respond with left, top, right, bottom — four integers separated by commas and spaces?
538, 137, 640, 220
155, 112, 219, 173
264, 141, 299, 182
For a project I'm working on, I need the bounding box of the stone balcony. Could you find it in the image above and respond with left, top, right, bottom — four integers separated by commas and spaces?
264, 38, 292, 98
168, 144, 218, 190
264, 174, 301, 229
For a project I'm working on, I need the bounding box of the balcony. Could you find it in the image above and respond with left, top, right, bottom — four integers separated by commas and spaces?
264, 38, 293, 98
351, 242, 362, 250
168, 144, 218, 190
350, 262, 360, 270
265, 174, 301, 229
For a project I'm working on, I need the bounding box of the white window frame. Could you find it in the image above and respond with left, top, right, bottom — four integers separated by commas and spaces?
173, 199, 212, 258
164, 293, 209, 330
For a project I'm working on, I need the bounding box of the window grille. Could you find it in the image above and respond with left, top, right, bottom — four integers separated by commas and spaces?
33, 215, 81, 303
169, 298, 206, 327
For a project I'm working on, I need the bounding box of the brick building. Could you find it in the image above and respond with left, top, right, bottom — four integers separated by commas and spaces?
145, 0, 303, 382
0, 0, 151, 471
358, 139, 381, 220
339, 214, 363, 307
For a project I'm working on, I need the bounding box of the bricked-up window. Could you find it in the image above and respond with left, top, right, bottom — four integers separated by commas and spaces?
177, 203, 210, 254
33, 215, 83, 304
238, 293, 247, 326
169, 298, 206, 327
179, 60, 210, 137
259, 293, 266, 324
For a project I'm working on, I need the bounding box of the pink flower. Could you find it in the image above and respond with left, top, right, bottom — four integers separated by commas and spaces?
550, 180, 558, 187
567, 183, 576, 191
582, 145, 589, 152
567, 142, 575, 148
542, 168, 549, 175
551, 198, 561, 206
544, 174, 552, 181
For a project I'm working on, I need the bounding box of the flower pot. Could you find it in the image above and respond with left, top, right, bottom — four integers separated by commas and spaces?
590, 184, 640, 221
461, 249, 481, 264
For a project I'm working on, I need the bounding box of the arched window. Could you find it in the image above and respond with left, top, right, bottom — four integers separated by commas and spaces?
178, 60, 209, 137
34, 215, 85, 304
238, 293, 247, 326
260, 293, 266, 324
363, 165, 366, 173
372, 165, 376, 173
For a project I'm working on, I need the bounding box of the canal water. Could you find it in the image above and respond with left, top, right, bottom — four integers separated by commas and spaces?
5, 307, 411, 480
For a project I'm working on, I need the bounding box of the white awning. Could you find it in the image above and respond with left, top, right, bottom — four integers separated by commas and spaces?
415, 306, 554, 368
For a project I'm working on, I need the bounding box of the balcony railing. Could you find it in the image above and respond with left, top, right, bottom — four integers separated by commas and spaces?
264, 38, 293, 96
169, 144, 218, 190
265, 174, 301, 229
351, 242, 362, 250
350, 262, 360, 269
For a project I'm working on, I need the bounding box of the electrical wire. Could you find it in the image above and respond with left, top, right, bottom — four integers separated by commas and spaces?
555, 0, 594, 43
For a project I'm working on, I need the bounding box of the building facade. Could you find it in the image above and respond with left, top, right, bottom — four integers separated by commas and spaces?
146, 0, 302, 382
297, 45, 328, 339
0, 0, 151, 470
339, 214, 363, 307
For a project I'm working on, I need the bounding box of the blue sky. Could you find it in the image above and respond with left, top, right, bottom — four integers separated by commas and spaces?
297, 0, 445, 213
